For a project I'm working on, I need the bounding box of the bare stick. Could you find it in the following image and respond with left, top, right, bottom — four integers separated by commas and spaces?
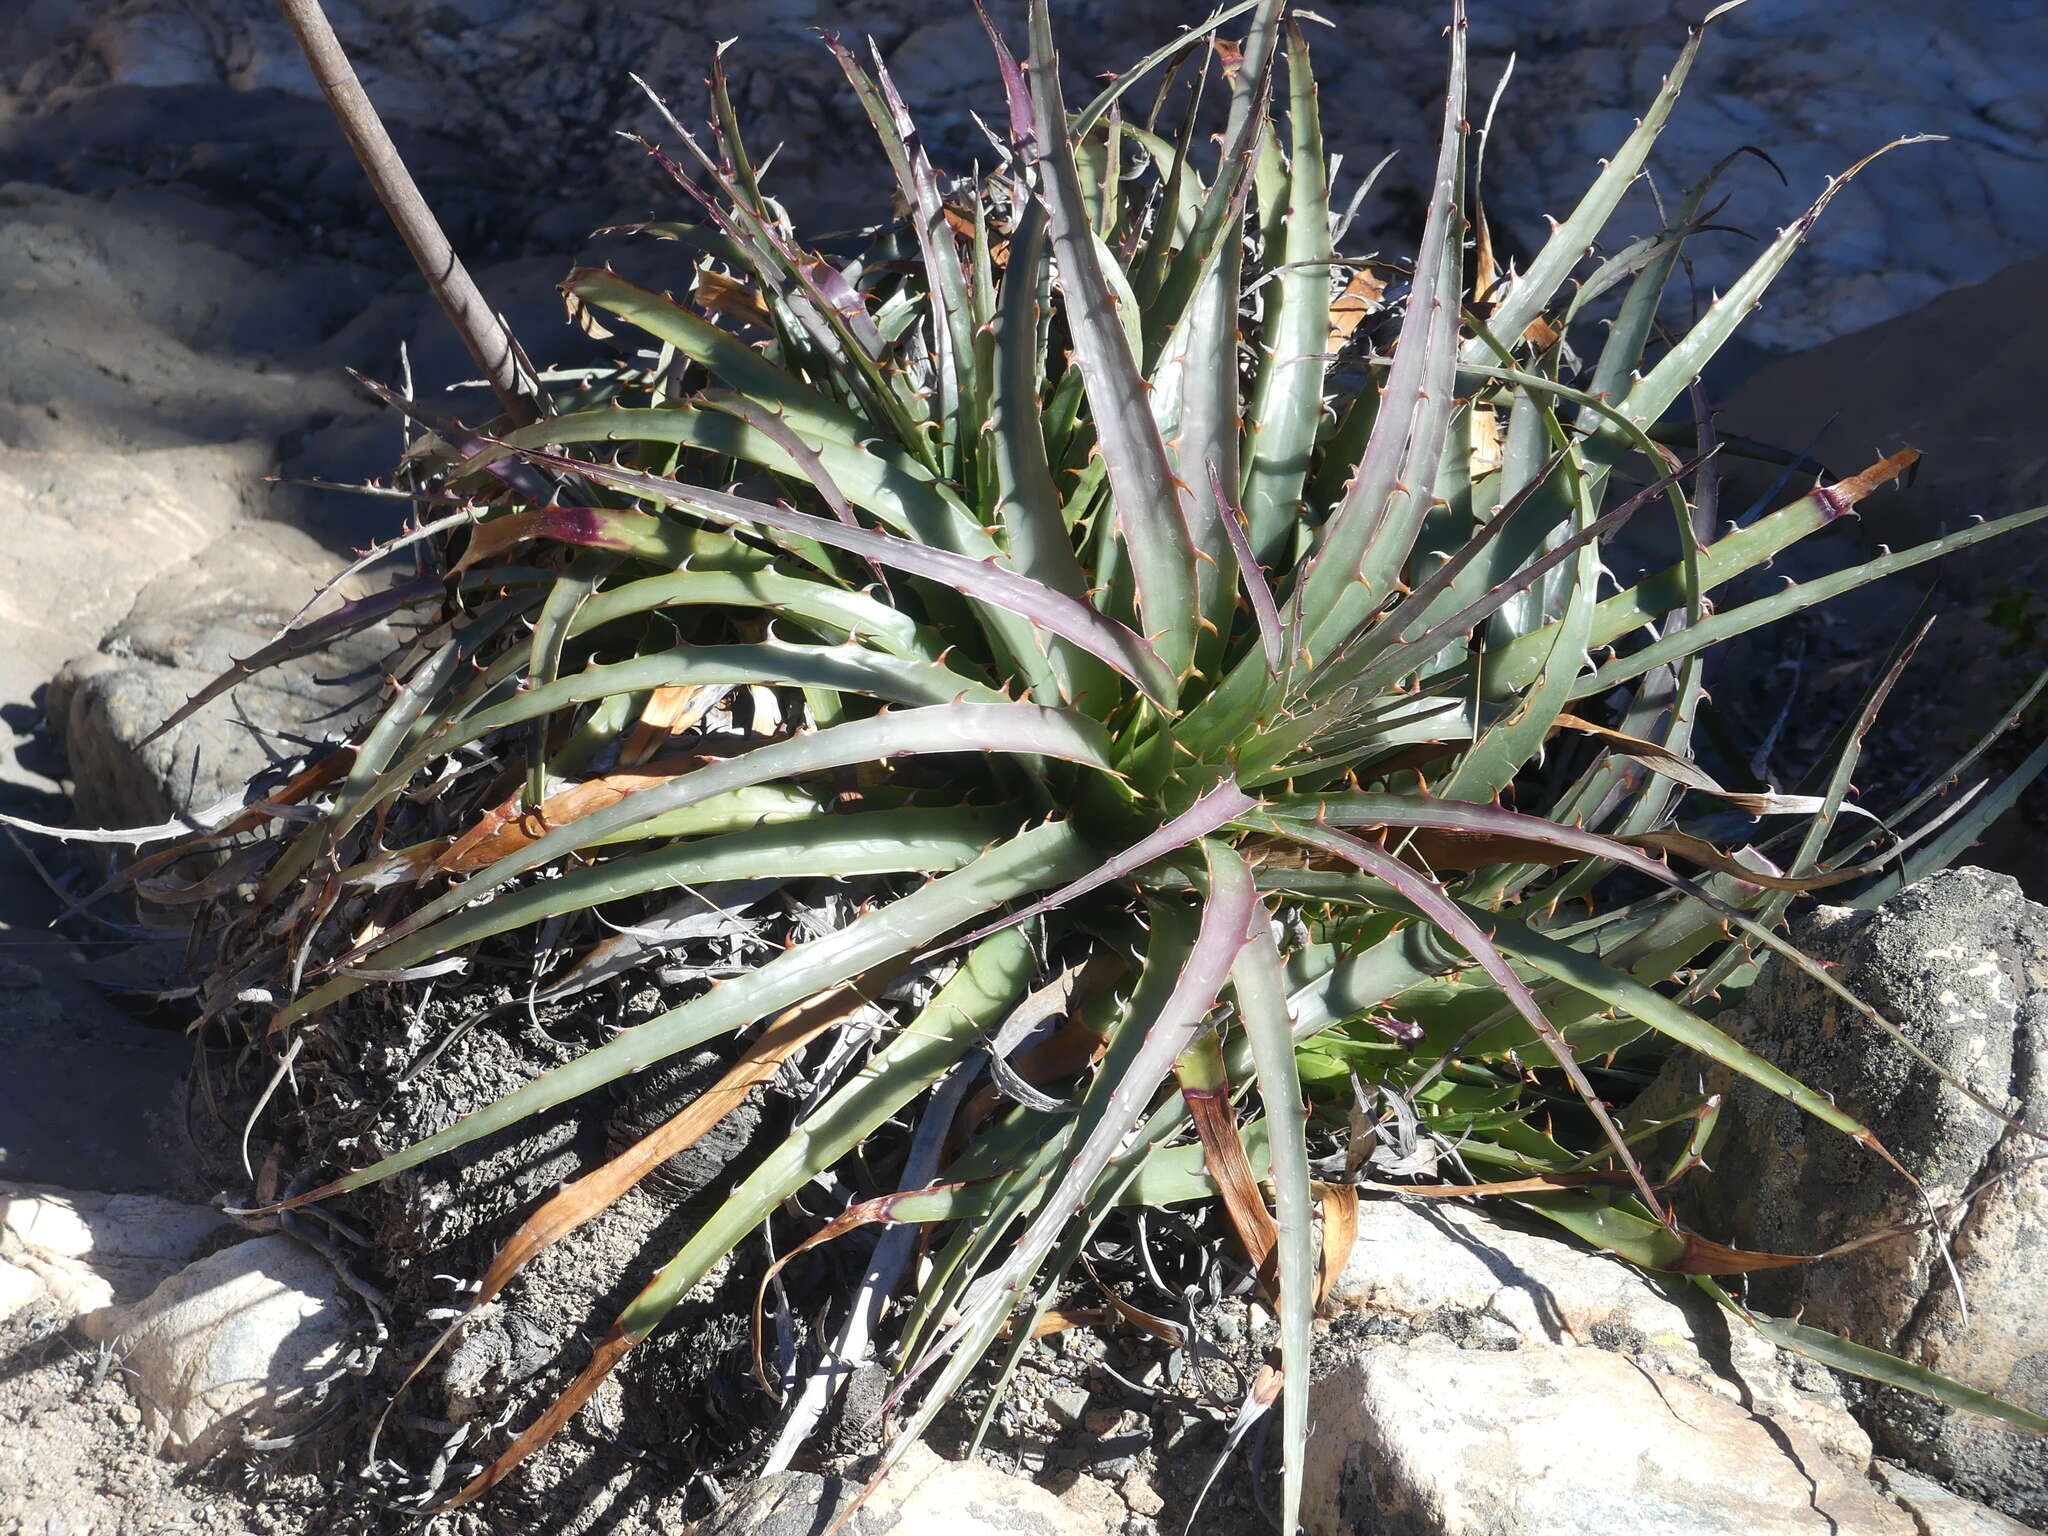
276, 0, 539, 426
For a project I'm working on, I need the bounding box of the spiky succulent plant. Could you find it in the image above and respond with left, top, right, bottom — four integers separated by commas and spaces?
59, 0, 2048, 1523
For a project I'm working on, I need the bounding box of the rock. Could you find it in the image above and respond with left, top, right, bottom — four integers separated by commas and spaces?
1329, 1200, 1708, 1364
1119, 1464, 1164, 1519
87, 6, 218, 90
0, 1182, 232, 1336
0, 181, 372, 453
888, 16, 1001, 102
1304, 1339, 1915, 1536
1327, 1198, 1875, 1469
1719, 1321, 1877, 1474
1056, 1472, 1127, 1532
697, 1442, 1115, 1536
49, 524, 388, 827
1682, 867, 2048, 1520
0, 436, 276, 727
114, 1233, 355, 1462
1870, 1463, 2048, 1535
13, 5, 2043, 359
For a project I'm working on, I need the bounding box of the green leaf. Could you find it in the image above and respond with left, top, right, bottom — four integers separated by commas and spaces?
614, 928, 1039, 1340
1240, 23, 1333, 566
284, 820, 1092, 1195
1025, 0, 1197, 686
1231, 911, 1314, 1536
1695, 1280, 2048, 1437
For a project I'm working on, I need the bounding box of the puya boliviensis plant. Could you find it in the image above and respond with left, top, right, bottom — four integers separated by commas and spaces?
38, 0, 2048, 1524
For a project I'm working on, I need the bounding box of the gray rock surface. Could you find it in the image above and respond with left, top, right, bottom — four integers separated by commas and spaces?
9, 2, 2047, 359
113, 1233, 355, 1462
1873, 1463, 2047, 1535
1681, 866, 2048, 1522
1304, 1339, 1917, 1536
1329, 1199, 1879, 1466
1330, 1199, 1710, 1362
48, 529, 390, 829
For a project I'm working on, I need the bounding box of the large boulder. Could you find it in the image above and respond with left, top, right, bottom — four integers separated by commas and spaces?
1305, 1340, 1915, 1536
1304, 1198, 2042, 1536
1326, 1199, 1874, 1472
1676, 866, 2048, 1522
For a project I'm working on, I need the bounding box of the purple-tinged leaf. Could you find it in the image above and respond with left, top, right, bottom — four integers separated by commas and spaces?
944, 779, 1259, 952
973, 0, 1037, 154
795, 252, 889, 359
932, 840, 1258, 1370
343, 701, 1119, 967
1210, 465, 1283, 674
136, 576, 442, 750
1270, 798, 2037, 1143
863, 42, 980, 428
1269, 793, 1868, 903
351, 372, 550, 499
1324, 450, 1705, 699
1271, 817, 1666, 1219
699, 394, 860, 527
499, 446, 1178, 707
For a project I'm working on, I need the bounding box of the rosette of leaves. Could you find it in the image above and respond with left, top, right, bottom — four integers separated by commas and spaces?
69, 0, 2048, 1524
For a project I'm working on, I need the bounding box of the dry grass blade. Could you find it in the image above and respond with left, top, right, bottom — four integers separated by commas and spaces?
369, 978, 881, 1464
427, 750, 764, 875
1312, 1180, 1358, 1310
621, 683, 725, 765
476, 979, 878, 1302
1180, 1066, 1279, 1283
1325, 266, 1386, 350
696, 266, 773, 329
443, 1327, 636, 1507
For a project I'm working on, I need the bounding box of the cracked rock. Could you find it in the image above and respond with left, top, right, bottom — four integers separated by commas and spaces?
1670, 866, 2048, 1524
1305, 1339, 1916, 1536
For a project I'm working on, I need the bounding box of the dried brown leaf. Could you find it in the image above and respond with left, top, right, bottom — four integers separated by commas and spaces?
619, 683, 722, 767
695, 266, 773, 330
1326, 267, 1387, 350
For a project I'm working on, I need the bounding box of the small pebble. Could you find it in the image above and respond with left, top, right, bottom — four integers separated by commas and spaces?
1121, 1466, 1165, 1518
1048, 1386, 1090, 1426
